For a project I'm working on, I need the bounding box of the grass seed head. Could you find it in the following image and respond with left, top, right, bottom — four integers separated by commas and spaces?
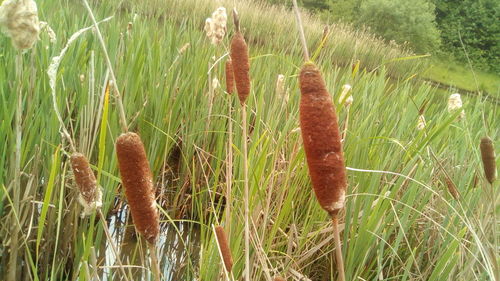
70, 153, 102, 217
225, 58, 235, 94
480, 137, 496, 184
0, 0, 40, 50
230, 31, 250, 104
299, 63, 347, 215
214, 226, 233, 272
116, 132, 159, 244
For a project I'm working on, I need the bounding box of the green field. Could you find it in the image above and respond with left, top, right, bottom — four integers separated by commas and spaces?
0, 0, 498, 280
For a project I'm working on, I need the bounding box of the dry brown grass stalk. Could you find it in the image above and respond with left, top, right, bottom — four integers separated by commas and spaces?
115, 132, 159, 244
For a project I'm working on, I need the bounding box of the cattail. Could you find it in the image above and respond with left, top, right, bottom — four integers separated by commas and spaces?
417, 115, 426, 131
480, 137, 496, 184
204, 7, 227, 45
274, 277, 286, 281
225, 58, 235, 94
116, 132, 159, 244
0, 0, 40, 50
214, 226, 233, 272
447, 93, 465, 120
299, 63, 347, 215
70, 153, 103, 217
230, 31, 250, 104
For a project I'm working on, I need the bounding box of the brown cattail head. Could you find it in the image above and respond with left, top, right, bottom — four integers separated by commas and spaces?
225, 58, 235, 94
116, 132, 159, 244
70, 152, 102, 217
299, 62, 347, 215
480, 137, 496, 184
230, 31, 250, 104
214, 226, 233, 272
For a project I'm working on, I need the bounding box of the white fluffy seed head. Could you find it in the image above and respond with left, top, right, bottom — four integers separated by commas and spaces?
417, 115, 426, 130
204, 7, 227, 45
212, 77, 220, 89
339, 84, 353, 106
0, 0, 40, 50
447, 93, 465, 119
78, 186, 103, 218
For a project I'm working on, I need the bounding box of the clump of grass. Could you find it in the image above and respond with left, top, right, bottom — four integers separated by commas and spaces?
214, 225, 233, 274
480, 137, 496, 184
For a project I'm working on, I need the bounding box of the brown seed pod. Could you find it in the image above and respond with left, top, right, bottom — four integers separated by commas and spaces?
299, 63, 347, 215
480, 137, 496, 184
225, 58, 235, 94
230, 31, 250, 104
70, 152, 103, 216
214, 225, 233, 272
71, 152, 98, 203
116, 132, 159, 244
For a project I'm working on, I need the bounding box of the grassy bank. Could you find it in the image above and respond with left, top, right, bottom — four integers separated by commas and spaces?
0, 0, 498, 280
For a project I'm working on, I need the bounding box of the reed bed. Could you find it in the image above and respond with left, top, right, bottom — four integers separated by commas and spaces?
0, 0, 498, 280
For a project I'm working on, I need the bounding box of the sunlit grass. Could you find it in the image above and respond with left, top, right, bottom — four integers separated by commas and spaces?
0, 0, 498, 280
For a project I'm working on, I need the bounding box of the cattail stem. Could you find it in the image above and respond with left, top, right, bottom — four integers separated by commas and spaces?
82, 0, 128, 132
7, 51, 23, 281
226, 96, 233, 236
242, 104, 250, 281
98, 209, 130, 281
292, 0, 310, 62
332, 214, 345, 281
148, 243, 161, 281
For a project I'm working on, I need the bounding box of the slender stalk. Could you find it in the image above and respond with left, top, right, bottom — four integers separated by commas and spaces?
226, 97, 233, 236
148, 243, 161, 281
242, 104, 250, 281
292, 0, 309, 61
332, 214, 345, 281
82, 0, 128, 133
98, 209, 130, 281
342, 106, 351, 142
7, 52, 23, 281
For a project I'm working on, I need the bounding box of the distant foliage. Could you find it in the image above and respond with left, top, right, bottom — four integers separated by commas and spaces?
434, 0, 500, 73
357, 0, 441, 52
